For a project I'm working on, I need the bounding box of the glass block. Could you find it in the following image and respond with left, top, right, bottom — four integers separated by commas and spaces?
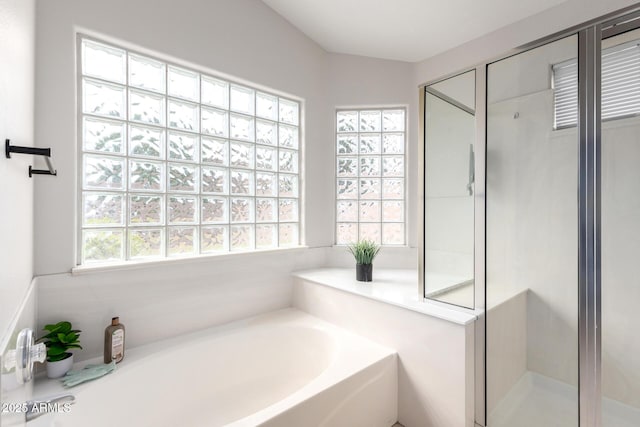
337, 179, 358, 199
82, 229, 123, 263
383, 156, 404, 177
168, 132, 198, 162
168, 66, 199, 101
83, 155, 124, 190
360, 179, 381, 199
382, 223, 405, 245
279, 98, 299, 125
337, 111, 358, 132
279, 199, 298, 222
129, 54, 165, 93
230, 225, 254, 251
256, 119, 277, 145
383, 133, 404, 154
279, 124, 298, 149
84, 117, 125, 154
169, 196, 197, 224
202, 77, 228, 109
168, 227, 196, 256
230, 85, 254, 115
82, 40, 125, 83
168, 164, 197, 192
129, 125, 164, 158
382, 109, 405, 132
382, 178, 404, 199
231, 198, 254, 223
360, 134, 381, 154
202, 107, 229, 137
256, 146, 276, 171
82, 193, 123, 226
129, 89, 165, 126
256, 224, 277, 248
360, 157, 381, 177
201, 137, 228, 165
336, 200, 357, 222
129, 228, 163, 259
336, 223, 357, 245
129, 160, 164, 191
337, 157, 358, 177
278, 174, 298, 197
256, 172, 277, 196
279, 150, 298, 173
129, 195, 163, 225
360, 223, 381, 244
256, 198, 277, 222
201, 167, 228, 194
230, 114, 255, 142
230, 170, 254, 195
201, 226, 228, 253
230, 141, 255, 169
337, 134, 357, 154
202, 197, 227, 223
83, 79, 125, 118
360, 110, 381, 132
168, 99, 199, 132
256, 92, 278, 120
383, 201, 404, 222
359, 200, 381, 222
279, 223, 298, 247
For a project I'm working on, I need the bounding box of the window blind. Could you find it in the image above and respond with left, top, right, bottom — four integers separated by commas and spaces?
553, 41, 640, 129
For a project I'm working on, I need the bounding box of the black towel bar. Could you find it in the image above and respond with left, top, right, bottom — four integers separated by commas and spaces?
5, 139, 57, 177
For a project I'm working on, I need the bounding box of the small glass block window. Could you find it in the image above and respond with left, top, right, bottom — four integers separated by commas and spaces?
335, 108, 406, 245
80, 37, 301, 264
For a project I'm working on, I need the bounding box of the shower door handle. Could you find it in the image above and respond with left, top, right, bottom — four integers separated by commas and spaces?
467, 144, 475, 196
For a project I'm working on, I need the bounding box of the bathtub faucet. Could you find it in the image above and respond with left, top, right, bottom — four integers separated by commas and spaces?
25, 394, 75, 422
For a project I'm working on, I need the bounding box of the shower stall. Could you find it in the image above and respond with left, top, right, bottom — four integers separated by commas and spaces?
422, 4, 640, 427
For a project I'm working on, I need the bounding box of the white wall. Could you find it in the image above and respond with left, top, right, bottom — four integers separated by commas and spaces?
38, 247, 324, 362
0, 0, 35, 347
0, 1, 36, 424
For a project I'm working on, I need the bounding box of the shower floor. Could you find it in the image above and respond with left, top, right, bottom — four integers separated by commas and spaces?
489, 371, 640, 427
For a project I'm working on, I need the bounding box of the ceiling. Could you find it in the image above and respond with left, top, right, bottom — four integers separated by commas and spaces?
262, 0, 567, 62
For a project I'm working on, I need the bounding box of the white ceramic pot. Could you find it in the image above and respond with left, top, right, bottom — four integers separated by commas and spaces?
46, 354, 74, 379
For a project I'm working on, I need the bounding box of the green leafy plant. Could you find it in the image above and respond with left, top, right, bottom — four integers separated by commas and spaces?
347, 239, 381, 265
36, 321, 82, 362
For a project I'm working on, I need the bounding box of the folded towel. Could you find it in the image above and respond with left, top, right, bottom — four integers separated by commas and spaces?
61, 360, 116, 387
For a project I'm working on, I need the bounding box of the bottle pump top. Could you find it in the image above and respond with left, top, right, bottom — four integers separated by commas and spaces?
111, 317, 119, 326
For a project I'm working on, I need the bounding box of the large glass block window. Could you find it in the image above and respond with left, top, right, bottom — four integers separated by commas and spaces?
79, 37, 300, 264
335, 108, 406, 245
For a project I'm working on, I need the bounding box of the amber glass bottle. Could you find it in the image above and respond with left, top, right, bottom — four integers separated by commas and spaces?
104, 317, 125, 363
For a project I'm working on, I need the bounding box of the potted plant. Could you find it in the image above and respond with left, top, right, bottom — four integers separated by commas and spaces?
37, 321, 82, 379
348, 239, 381, 282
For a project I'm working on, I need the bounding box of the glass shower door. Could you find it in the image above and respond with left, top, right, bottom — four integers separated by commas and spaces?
485, 34, 580, 427
601, 26, 640, 427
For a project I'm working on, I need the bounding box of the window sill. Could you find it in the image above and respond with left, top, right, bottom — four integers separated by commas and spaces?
72, 245, 309, 275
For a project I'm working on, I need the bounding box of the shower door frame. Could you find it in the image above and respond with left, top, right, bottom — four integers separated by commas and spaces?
480, 7, 640, 427
420, 4, 640, 427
